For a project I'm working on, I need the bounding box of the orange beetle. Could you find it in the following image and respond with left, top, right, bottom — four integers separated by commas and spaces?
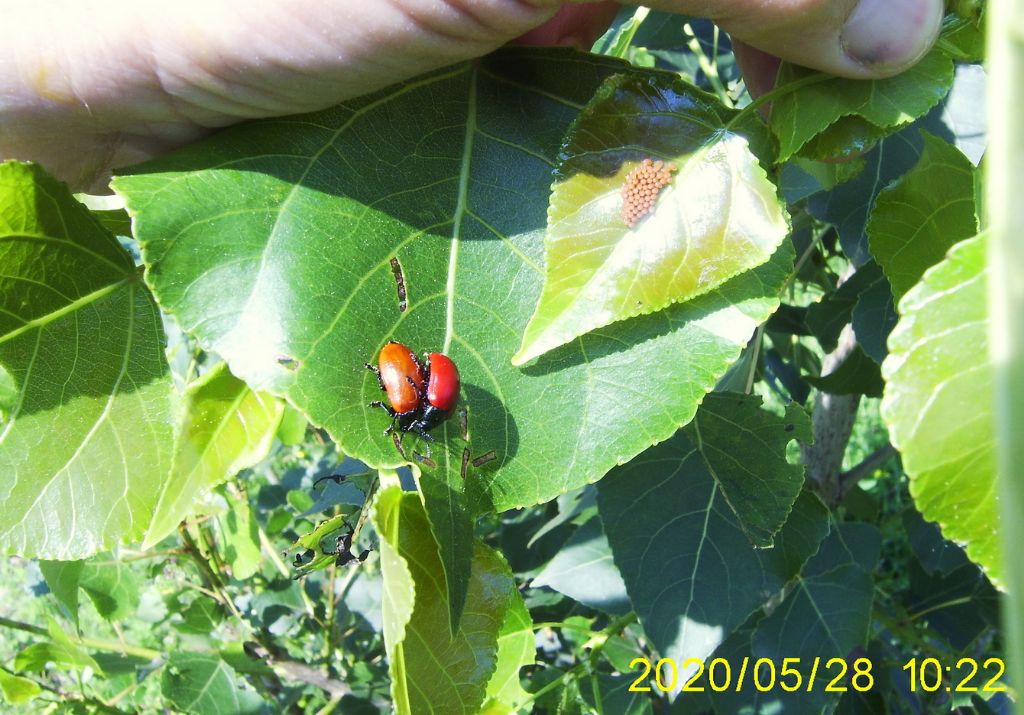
367, 342, 424, 420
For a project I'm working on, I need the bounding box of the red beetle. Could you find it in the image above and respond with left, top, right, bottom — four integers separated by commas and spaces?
367, 343, 459, 441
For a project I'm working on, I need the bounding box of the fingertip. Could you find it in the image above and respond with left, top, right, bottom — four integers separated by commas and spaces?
839, 0, 945, 76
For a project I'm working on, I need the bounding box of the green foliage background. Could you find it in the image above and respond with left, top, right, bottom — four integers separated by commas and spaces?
0, 4, 1012, 714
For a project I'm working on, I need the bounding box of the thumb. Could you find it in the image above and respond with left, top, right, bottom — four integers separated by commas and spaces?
643, 0, 945, 78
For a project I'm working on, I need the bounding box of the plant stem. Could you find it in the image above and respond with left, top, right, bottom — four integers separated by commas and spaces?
837, 443, 897, 495
725, 72, 833, 133
743, 325, 765, 394
682, 22, 732, 106
986, 0, 1024, 694
519, 613, 637, 708
0, 616, 161, 661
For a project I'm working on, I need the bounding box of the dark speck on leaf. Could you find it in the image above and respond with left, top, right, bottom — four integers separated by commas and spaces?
784, 424, 795, 432
277, 355, 299, 370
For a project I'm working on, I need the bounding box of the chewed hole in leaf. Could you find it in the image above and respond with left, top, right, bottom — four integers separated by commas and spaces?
621, 158, 677, 227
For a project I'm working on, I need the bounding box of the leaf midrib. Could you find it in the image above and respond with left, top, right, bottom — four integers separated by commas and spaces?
0, 278, 131, 347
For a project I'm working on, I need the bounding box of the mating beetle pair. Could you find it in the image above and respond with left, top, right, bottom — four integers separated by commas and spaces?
366, 341, 460, 441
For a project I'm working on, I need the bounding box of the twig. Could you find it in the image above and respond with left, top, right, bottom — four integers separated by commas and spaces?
838, 443, 897, 495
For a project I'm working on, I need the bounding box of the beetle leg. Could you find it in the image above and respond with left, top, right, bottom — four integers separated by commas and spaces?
368, 400, 395, 416
369, 401, 399, 434
365, 363, 386, 391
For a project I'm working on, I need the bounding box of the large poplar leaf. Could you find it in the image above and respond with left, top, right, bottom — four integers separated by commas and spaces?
598, 426, 829, 673
687, 392, 811, 547
867, 132, 978, 300
881, 233, 999, 584
0, 161, 174, 559
373, 486, 513, 715
749, 525, 876, 715
690, 525, 877, 715
144, 362, 284, 547
770, 49, 954, 162
512, 73, 788, 365
112, 53, 794, 521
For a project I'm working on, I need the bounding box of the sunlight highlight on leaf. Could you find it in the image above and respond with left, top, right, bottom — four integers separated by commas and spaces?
881, 233, 999, 585
0, 161, 174, 559
513, 74, 788, 365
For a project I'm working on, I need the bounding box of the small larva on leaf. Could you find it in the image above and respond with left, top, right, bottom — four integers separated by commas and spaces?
620, 158, 677, 227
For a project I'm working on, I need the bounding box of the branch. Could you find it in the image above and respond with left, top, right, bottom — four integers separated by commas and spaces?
838, 443, 897, 495
801, 323, 861, 506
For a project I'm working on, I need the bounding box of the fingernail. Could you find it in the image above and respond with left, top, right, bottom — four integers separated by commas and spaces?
840, 0, 943, 72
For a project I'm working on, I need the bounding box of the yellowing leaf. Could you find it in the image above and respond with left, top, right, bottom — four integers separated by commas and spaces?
513, 74, 788, 365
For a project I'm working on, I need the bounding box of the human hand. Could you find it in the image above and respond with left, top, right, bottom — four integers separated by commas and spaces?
0, 0, 943, 191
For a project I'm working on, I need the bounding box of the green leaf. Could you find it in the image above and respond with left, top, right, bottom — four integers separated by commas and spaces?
882, 233, 999, 584
275, 402, 307, 445
531, 516, 630, 615
14, 619, 100, 674
79, 555, 141, 621
144, 362, 283, 547
750, 525, 875, 715
581, 672, 652, 715
38, 560, 83, 627
513, 73, 788, 365
867, 133, 978, 299
217, 490, 263, 580
174, 597, 223, 635
373, 486, 513, 715
805, 345, 885, 398
851, 268, 897, 363
161, 652, 264, 715
112, 52, 794, 620
0, 161, 174, 559
770, 49, 954, 162
0, 669, 41, 704
483, 586, 534, 712
598, 425, 829, 670
809, 123, 935, 264
686, 392, 811, 547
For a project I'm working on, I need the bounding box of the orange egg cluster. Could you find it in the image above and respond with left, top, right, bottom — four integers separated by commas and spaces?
620, 158, 677, 227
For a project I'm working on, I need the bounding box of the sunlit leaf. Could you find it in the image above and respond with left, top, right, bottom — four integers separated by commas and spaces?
0, 669, 41, 704
144, 362, 283, 547
483, 587, 534, 712
867, 132, 978, 300
513, 73, 787, 365
881, 233, 999, 584
374, 486, 513, 715
0, 161, 174, 559
14, 619, 100, 674
79, 555, 141, 621
217, 489, 263, 580
771, 49, 954, 162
